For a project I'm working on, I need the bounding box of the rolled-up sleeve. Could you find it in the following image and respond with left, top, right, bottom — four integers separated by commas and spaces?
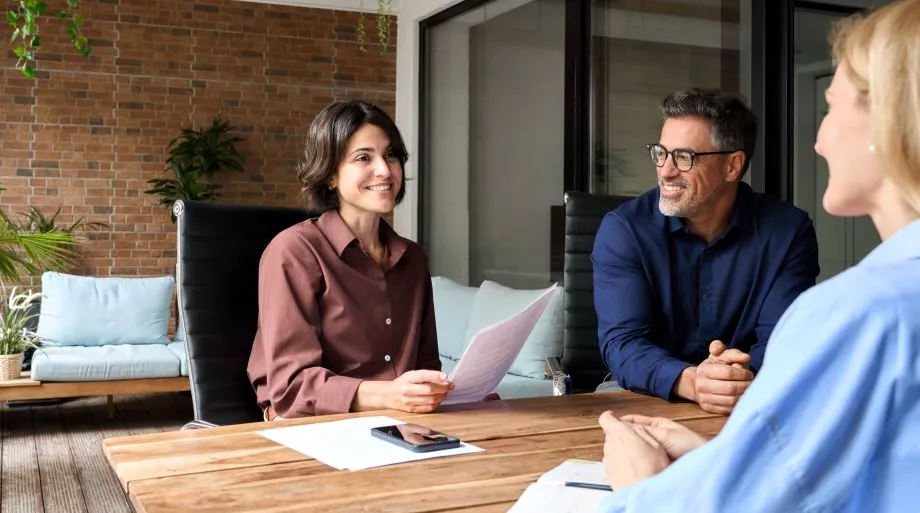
255, 234, 363, 417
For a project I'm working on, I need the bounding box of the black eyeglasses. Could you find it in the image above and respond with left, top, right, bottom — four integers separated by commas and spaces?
646, 143, 740, 172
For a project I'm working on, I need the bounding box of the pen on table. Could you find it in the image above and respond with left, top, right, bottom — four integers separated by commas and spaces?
564, 481, 614, 492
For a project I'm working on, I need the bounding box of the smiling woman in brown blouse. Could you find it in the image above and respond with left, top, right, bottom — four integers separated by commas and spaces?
247, 100, 451, 420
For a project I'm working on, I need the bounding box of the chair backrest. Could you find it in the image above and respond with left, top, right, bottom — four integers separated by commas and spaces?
562, 191, 631, 392
175, 200, 316, 425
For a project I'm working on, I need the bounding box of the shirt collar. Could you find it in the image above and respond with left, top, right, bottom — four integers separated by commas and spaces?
317, 209, 407, 264
860, 218, 920, 268
656, 181, 755, 235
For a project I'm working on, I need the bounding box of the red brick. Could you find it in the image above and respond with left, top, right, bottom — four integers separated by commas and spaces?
0, 0, 395, 282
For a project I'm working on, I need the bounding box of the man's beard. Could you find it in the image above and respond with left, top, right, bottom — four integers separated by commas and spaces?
658, 179, 722, 218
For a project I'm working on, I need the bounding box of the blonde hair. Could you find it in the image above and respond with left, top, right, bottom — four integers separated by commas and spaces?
832, 0, 920, 211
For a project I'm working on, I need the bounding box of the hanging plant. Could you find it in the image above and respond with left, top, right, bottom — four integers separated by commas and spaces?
357, 0, 393, 54
6, 0, 91, 78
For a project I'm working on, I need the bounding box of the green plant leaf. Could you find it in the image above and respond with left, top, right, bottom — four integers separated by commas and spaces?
13, 45, 25, 58
21, 64, 35, 78
6, 10, 17, 26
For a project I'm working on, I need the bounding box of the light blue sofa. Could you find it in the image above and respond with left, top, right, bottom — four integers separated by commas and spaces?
30, 272, 188, 382
431, 277, 563, 400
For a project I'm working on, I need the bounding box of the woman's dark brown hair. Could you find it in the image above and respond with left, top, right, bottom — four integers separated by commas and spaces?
297, 100, 409, 212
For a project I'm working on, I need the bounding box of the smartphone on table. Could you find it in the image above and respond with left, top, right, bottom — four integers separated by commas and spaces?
370, 423, 462, 453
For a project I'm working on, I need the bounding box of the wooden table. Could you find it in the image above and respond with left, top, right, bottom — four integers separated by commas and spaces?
103, 392, 726, 512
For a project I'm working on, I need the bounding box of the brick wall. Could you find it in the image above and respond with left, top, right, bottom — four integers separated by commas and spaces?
0, 0, 397, 284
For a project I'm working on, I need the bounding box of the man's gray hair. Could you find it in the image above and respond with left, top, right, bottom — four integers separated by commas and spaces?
660, 88, 758, 176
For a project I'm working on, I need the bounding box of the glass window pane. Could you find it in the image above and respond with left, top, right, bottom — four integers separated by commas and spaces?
590, 0, 752, 196
792, 7, 881, 282
424, 0, 566, 289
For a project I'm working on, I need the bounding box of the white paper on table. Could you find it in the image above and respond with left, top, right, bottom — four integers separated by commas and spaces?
256, 415, 483, 471
507, 482, 611, 513
442, 284, 558, 405
537, 459, 609, 487
508, 460, 613, 513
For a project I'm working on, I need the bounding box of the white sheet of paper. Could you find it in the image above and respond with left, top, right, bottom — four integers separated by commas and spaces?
256, 415, 483, 471
442, 285, 558, 405
537, 459, 609, 487
507, 483, 611, 513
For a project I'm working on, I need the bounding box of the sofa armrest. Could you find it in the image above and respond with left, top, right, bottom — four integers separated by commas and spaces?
544, 357, 572, 396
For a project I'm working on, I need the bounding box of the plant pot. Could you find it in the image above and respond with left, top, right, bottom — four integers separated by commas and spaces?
0, 353, 24, 381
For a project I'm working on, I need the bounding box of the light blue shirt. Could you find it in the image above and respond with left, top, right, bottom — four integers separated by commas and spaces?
600, 219, 920, 513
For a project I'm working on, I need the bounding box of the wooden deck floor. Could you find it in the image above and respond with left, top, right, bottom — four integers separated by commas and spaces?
0, 392, 193, 513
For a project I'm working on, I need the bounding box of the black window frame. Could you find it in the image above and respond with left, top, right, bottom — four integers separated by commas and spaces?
417, 0, 802, 248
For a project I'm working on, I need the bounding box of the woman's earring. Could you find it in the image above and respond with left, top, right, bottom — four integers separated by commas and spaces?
328, 184, 336, 190
869, 144, 876, 154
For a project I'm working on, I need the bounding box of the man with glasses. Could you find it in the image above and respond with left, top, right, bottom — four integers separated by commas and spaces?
592, 88, 819, 414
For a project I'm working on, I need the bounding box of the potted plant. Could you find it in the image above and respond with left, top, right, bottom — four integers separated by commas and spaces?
0, 188, 76, 284
0, 288, 42, 381
145, 115, 245, 222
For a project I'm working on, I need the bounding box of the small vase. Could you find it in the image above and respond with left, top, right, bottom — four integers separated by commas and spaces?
0, 353, 24, 381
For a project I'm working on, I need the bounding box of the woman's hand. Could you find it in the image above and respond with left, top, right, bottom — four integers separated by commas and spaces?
599, 411, 671, 489
354, 370, 454, 413
619, 415, 708, 461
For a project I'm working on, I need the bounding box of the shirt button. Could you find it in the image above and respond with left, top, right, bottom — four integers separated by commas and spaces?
701, 294, 709, 301
384, 354, 391, 362
385, 318, 392, 325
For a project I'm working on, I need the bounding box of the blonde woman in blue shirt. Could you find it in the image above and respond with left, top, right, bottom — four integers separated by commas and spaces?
597, 1, 920, 511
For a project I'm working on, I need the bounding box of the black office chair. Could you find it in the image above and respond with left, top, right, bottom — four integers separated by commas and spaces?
175, 199, 317, 426
554, 191, 631, 393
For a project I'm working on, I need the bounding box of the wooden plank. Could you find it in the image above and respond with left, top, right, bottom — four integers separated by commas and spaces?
1, 406, 43, 513
59, 397, 133, 513
137, 393, 193, 433
128, 430, 606, 512
447, 503, 515, 513
0, 377, 189, 402
31, 406, 88, 513
115, 396, 169, 438
103, 392, 725, 512
103, 392, 713, 455
0, 372, 41, 388
122, 414, 727, 513
103, 393, 716, 490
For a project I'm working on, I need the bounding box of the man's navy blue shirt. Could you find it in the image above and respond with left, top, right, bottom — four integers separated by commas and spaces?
592, 182, 820, 400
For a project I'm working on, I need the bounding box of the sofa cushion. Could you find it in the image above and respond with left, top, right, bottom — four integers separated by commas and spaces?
438, 356, 553, 400
462, 281, 563, 379
431, 276, 478, 361
30, 344, 181, 382
168, 341, 188, 376
37, 272, 174, 347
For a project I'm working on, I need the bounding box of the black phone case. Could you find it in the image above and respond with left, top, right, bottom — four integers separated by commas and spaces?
370, 427, 462, 453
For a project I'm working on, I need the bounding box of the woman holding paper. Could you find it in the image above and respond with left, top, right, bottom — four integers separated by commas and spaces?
597, 1, 920, 510
247, 100, 453, 420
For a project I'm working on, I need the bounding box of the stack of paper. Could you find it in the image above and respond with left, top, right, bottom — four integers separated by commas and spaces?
508, 460, 614, 513
443, 284, 558, 405
256, 416, 483, 471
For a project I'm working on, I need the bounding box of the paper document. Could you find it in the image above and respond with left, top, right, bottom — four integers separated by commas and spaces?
508, 460, 613, 513
538, 459, 609, 486
508, 483, 610, 513
443, 285, 558, 405
257, 416, 483, 471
